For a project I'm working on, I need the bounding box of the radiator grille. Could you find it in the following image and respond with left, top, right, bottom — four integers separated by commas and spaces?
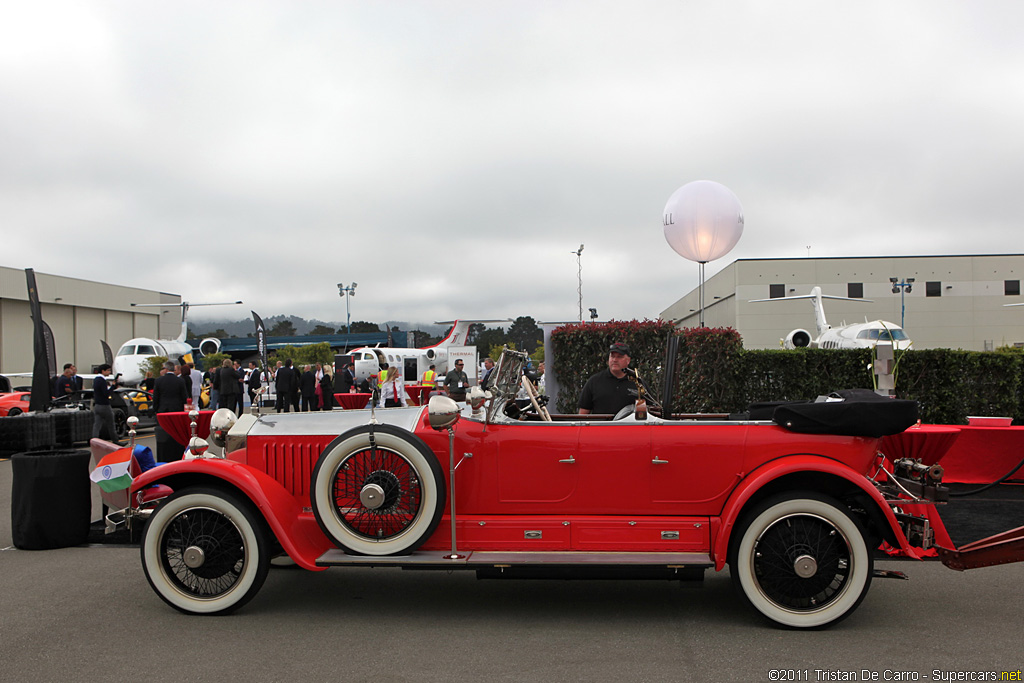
261, 439, 326, 497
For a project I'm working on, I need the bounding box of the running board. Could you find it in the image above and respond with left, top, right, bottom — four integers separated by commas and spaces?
316, 549, 714, 569
935, 525, 1024, 571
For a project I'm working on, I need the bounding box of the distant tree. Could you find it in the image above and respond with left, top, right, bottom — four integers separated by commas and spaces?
467, 323, 486, 344
309, 324, 335, 336
269, 320, 297, 337
508, 316, 541, 353
410, 330, 440, 347
141, 356, 168, 382
349, 321, 380, 333
270, 342, 333, 367
200, 352, 230, 372
191, 328, 231, 339
476, 327, 507, 354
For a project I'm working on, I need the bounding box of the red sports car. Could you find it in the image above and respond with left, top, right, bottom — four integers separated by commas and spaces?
0, 391, 30, 417
120, 350, 1022, 628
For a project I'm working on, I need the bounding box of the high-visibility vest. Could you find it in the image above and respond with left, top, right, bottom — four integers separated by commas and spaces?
378, 368, 388, 383
422, 370, 437, 387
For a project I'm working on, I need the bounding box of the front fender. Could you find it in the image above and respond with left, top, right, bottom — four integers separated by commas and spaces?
132, 458, 330, 571
712, 454, 918, 570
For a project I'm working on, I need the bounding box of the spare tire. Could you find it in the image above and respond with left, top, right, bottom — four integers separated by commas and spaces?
311, 423, 445, 556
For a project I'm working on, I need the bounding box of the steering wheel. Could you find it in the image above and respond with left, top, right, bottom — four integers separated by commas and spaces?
613, 404, 636, 421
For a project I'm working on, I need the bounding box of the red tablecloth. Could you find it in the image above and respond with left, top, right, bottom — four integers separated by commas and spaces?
156, 410, 214, 444
404, 384, 434, 406
931, 425, 1024, 484
334, 393, 372, 410
879, 425, 961, 465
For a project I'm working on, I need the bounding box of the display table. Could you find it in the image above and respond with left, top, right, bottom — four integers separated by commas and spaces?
931, 425, 1024, 484
334, 393, 372, 410
404, 384, 434, 406
156, 410, 214, 444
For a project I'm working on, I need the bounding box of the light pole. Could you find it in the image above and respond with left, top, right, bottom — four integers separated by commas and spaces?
337, 282, 357, 348
572, 244, 584, 322
889, 277, 914, 329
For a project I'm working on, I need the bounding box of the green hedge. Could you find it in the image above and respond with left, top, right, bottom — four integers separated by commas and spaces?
551, 322, 1024, 423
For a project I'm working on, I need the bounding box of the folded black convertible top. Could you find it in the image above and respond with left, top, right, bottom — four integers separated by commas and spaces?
771, 389, 919, 438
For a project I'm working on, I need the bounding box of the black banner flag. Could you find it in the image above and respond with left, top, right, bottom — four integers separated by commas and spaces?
25, 268, 52, 412
252, 311, 269, 377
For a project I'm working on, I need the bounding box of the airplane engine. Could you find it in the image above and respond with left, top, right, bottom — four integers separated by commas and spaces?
784, 329, 812, 349
199, 337, 222, 356
425, 349, 436, 360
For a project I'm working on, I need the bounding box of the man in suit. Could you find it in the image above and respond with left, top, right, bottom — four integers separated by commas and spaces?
218, 359, 240, 414
153, 361, 189, 462
299, 365, 318, 412
275, 359, 295, 413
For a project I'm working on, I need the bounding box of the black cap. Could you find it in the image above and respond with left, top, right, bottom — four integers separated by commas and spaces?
609, 342, 630, 356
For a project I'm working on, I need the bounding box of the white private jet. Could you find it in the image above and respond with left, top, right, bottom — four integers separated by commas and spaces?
345, 319, 511, 383
750, 287, 912, 350
113, 301, 242, 385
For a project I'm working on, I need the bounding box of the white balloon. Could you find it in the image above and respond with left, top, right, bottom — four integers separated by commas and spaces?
663, 180, 744, 263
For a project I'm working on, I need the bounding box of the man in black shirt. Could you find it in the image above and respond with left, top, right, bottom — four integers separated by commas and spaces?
578, 342, 636, 415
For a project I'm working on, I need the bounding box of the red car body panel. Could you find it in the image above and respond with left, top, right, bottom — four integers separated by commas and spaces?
0, 392, 31, 416
131, 406, 917, 569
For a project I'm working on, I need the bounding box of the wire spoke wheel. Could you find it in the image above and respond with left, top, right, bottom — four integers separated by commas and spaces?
331, 446, 423, 541
752, 513, 851, 611
730, 492, 873, 629
159, 505, 247, 598
141, 488, 270, 615
312, 424, 445, 556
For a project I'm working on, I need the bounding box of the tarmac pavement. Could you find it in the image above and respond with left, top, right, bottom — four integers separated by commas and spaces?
2, 437, 1023, 683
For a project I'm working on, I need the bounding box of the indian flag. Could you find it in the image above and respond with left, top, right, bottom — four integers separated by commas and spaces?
89, 447, 134, 493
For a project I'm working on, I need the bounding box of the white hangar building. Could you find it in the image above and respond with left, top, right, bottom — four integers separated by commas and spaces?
659, 254, 1024, 351
0, 265, 181, 374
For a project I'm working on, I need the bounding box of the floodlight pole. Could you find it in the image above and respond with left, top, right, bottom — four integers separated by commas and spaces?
572, 244, 584, 322
337, 282, 357, 349
890, 277, 914, 329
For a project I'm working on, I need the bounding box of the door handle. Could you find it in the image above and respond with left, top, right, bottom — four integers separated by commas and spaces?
652, 457, 669, 464
558, 455, 576, 464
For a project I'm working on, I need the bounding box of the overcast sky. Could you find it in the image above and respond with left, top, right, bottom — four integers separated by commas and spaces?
4, 2, 1023, 328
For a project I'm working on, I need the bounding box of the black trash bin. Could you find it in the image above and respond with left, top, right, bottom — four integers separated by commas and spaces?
11, 448, 92, 550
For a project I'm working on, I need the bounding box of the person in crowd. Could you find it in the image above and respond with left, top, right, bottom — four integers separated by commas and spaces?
421, 363, 438, 390
207, 362, 220, 411
379, 364, 407, 408
377, 362, 389, 387
275, 359, 295, 413
300, 364, 318, 412
443, 359, 469, 403
578, 342, 635, 415
55, 363, 77, 400
153, 360, 188, 462
537, 361, 546, 394
233, 360, 245, 413
141, 370, 156, 392
92, 363, 120, 443
480, 357, 495, 388
338, 362, 356, 393
178, 364, 192, 406
218, 358, 240, 414
246, 361, 261, 409
320, 364, 336, 410
187, 363, 202, 408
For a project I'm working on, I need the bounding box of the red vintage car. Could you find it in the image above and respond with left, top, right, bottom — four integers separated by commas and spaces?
121, 350, 1023, 628
0, 391, 31, 417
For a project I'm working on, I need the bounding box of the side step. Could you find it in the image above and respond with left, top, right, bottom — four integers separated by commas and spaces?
316, 549, 714, 570
935, 525, 1024, 571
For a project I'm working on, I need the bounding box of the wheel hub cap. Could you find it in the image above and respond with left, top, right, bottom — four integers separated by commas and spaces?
183, 545, 206, 569
360, 483, 386, 509
793, 554, 818, 578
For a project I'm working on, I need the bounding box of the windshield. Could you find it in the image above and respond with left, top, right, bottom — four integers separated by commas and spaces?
117, 346, 136, 356
857, 328, 909, 341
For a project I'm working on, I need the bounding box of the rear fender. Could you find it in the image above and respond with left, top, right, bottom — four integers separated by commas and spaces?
131, 457, 329, 570
713, 454, 918, 570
